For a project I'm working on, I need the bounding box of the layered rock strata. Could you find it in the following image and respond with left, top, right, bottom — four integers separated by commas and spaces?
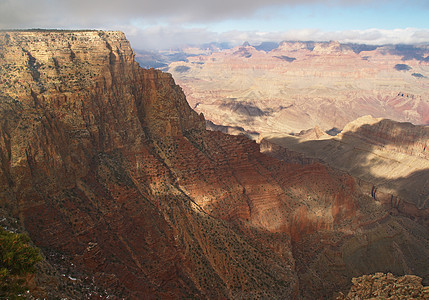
169, 41, 429, 135
1, 31, 428, 299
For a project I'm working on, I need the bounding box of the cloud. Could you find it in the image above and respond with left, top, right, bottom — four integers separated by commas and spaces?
126, 26, 429, 49
0, 0, 414, 28
124, 25, 218, 50
322, 28, 429, 45
222, 28, 429, 46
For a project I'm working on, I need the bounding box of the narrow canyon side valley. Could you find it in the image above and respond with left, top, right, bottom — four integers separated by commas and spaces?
0, 30, 428, 299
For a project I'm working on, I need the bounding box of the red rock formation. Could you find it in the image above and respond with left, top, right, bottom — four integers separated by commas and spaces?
1, 31, 428, 299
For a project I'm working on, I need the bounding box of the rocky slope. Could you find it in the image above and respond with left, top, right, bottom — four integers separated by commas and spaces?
1, 31, 429, 298
169, 41, 429, 135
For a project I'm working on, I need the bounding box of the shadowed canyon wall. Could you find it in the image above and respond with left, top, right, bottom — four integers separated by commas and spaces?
0, 31, 428, 298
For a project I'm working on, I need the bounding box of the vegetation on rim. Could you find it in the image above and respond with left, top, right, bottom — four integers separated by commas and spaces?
0, 227, 42, 298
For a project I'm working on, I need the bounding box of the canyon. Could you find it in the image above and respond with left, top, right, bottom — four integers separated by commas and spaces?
168, 41, 429, 136
0, 31, 428, 299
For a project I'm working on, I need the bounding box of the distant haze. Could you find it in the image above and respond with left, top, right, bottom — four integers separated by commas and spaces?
0, 0, 428, 49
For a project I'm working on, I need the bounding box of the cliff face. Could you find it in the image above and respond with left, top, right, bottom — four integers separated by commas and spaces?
1, 31, 428, 299
0, 30, 297, 298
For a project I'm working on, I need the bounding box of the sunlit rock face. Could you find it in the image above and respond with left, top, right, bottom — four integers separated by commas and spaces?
1, 31, 429, 299
168, 41, 429, 135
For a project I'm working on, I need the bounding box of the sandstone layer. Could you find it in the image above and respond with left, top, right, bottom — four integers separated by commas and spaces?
168, 41, 429, 135
1, 31, 429, 299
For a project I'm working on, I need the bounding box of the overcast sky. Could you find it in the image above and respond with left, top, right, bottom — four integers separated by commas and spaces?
0, 0, 428, 49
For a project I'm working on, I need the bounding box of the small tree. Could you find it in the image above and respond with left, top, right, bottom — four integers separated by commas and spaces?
0, 227, 42, 297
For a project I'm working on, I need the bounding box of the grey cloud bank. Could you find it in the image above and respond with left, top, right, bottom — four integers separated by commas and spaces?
0, 0, 396, 26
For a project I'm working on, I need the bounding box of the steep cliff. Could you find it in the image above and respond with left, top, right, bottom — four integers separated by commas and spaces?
1, 31, 428, 299
0, 30, 297, 298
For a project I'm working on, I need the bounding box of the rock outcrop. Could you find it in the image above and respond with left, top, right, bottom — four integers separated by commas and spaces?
337, 273, 429, 299
1, 31, 429, 299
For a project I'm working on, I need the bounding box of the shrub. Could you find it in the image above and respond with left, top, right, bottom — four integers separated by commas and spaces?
0, 227, 42, 297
